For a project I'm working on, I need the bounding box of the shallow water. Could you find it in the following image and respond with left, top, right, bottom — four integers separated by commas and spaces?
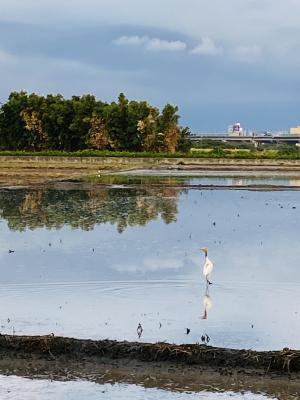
0, 177, 300, 398
0, 182, 299, 350
112, 169, 300, 187
0, 375, 283, 400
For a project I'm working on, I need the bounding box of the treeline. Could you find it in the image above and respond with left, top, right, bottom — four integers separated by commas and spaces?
0, 92, 191, 153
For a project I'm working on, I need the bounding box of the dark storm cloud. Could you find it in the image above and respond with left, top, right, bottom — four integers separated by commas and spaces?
1, 0, 300, 130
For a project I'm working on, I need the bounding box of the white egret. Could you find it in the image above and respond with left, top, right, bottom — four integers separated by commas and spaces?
201, 247, 213, 285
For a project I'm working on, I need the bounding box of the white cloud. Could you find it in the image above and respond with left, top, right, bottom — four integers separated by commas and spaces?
113, 35, 186, 52
2, 0, 300, 66
112, 256, 186, 273
190, 37, 222, 56
145, 38, 186, 52
113, 35, 148, 46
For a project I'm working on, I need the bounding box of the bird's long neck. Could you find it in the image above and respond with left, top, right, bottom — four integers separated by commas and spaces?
204, 250, 208, 258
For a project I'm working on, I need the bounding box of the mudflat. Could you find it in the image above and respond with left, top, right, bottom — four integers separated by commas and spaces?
0, 334, 299, 397
2, 155, 300, 186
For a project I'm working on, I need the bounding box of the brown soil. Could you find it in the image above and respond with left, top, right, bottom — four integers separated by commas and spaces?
2, 155, 300, 186
0, 334, 299, 374
0, 335, 299, 398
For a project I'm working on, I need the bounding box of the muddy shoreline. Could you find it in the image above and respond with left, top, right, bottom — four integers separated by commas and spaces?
0, 334, 299, 375
2, 155, 300, 186
0, 335, 299, 398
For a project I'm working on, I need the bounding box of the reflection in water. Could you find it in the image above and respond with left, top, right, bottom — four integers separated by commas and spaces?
0, 375, 283, 400
94, 172, 300, 187
1, 186, 300, 352
202, 285, 213, 320
0, 187, 182, 232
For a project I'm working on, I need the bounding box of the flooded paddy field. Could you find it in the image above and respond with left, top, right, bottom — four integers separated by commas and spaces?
0, 173, 299, 398
0, 374, 292, 400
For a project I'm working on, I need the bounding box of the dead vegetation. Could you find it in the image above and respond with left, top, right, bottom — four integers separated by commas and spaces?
0, 334, 299, 375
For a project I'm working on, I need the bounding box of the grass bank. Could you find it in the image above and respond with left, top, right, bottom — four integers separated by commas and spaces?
2, 153, 300, 186
1, 148, 300, 159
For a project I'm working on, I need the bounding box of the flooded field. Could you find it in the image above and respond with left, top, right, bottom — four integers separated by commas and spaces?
0, 375, 283, 400
112, 169, 300, 187
0, 174, 299, 398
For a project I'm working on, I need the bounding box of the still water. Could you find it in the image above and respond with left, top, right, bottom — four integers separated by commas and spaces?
0, 182, 299, 350
0, 375, 276, 400
0, 177, 299, 398
113, 169, 300, 187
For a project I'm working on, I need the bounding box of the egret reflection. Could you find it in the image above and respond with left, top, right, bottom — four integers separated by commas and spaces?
202, 285, 213, 320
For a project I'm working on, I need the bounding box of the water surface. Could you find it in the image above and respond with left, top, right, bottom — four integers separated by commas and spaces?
0, 180, 299, 351
0, 375, 284, 400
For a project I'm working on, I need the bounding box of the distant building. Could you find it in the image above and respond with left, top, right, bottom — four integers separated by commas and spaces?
289, 126, 300, 135
228, 122, 244, 136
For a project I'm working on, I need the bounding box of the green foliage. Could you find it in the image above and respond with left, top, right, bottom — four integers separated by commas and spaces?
0, 92, 192, 153
1, 148, 300, 160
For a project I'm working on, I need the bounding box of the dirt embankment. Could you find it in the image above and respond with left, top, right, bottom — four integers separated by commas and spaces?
0, 334, 299, 375
2, 156, 300, 186
0, 335, 299, 398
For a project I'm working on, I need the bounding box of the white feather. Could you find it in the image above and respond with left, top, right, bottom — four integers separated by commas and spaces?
203, 256, 213, 278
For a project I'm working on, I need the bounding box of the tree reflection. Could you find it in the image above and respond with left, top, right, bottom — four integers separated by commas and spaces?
0, 187, 181, 232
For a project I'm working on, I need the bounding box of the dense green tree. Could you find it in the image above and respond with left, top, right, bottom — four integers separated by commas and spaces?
177, 126, 192, 152
104, 93, 129, 150
0, 91, 29, 149
158, 104, 180, 153
0, 91, 191, 153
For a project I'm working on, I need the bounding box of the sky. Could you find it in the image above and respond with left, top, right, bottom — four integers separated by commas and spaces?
0, 0, 300, 132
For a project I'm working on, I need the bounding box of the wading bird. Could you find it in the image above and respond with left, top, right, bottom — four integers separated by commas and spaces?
137, 323, 143, 338
201, 248, 213, 285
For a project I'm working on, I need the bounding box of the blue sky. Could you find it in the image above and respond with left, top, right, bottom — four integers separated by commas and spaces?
1, 0, 300, 132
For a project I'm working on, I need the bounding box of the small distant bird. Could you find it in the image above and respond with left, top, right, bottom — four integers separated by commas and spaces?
201, 333, 210, 345
137, 323, 143, 338
159, 322, 162, 329
212, 221, 216, 226
186, 328, 190, 335
201, 248, 214, 285
8, 250, 14, 254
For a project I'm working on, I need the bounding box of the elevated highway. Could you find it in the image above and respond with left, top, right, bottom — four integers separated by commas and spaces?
190, 134, 300, 144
